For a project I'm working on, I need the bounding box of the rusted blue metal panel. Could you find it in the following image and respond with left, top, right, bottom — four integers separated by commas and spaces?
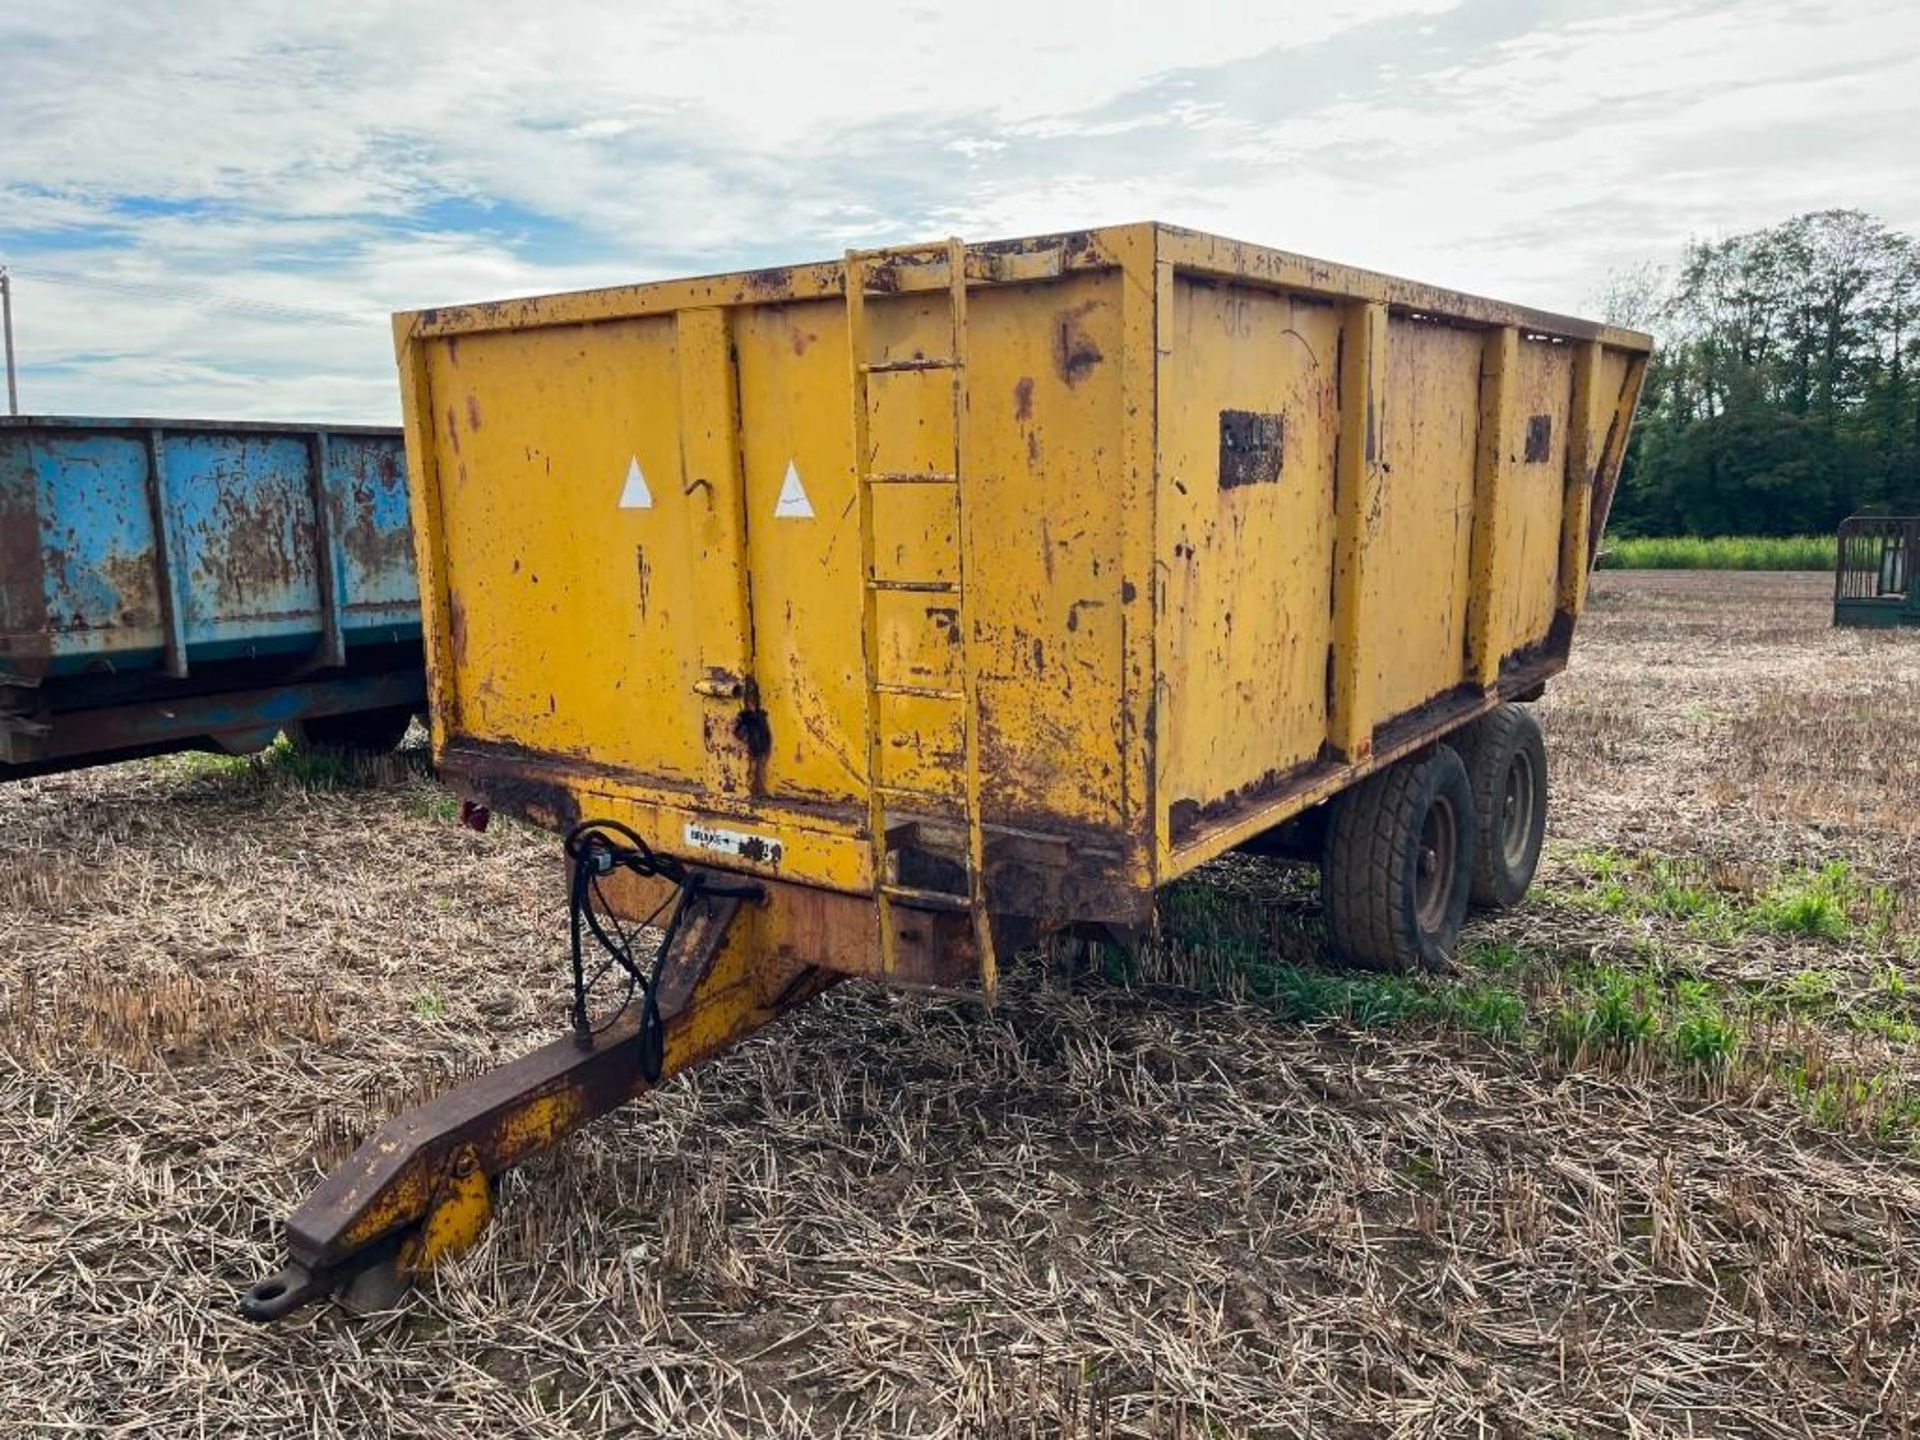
0, 416, 424, 774
0, 417, 419, 680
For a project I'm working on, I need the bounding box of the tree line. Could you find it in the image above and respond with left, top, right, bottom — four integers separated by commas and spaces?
1598, 209, 1919, 537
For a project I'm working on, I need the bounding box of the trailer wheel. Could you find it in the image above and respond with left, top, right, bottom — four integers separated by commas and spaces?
299, 704, 417, 754
1321, 746, 1474, 973
1453, 703, 1548, 909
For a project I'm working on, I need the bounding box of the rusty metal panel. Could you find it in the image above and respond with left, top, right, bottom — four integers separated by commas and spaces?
732, 297, 866, 805
1368, 317, 1485, 722
0, 417, 416, 683
1497, 336, 1577, 657
966, 269, 1129, 837
1158, 277, 1340, 843
395, 224, 1651, 925
0, 422, 163, 677
422, 315, 711, 785
1155, 260, 1648, 872
326, 431, 418, 633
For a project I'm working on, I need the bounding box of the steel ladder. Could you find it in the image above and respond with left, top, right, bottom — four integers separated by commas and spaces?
843, 238, 997, 994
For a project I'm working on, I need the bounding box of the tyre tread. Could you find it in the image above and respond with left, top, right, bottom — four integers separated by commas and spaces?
1323, 759, 1428, 973
1454, 703, 1547, 909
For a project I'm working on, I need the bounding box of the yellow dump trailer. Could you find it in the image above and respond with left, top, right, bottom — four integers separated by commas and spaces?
242, 226, 1649, 1320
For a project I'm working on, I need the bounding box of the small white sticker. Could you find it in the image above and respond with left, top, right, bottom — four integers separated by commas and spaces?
684, 820, 784, 866
619, 456, 653, 509
773, 459, 814, 519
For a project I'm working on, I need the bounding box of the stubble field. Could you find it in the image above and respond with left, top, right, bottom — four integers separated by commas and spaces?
1, 569, 1915, 1438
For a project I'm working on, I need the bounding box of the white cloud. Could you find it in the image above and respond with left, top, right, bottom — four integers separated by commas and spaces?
0, 0, 1915, 419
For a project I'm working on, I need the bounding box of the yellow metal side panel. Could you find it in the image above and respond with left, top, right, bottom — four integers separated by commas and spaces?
730, 300, 866, 806
1599, 350, 1634, 435
968, 271, 1129, 832
423, 317, 707, 780
1498, 337, 1575, 657
1159, 277, 1340, 830
1366, 319, 1485, 722
396, 322, 460, 750
1579, 345, 1643, 584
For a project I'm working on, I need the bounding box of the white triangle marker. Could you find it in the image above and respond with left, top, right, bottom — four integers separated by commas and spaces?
773, 459, 814, 519
618, 456, 653, 509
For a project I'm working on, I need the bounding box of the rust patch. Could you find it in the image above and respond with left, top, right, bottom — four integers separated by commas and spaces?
1052, 304, 1104, 386
476, 768, 581, 836
1168, 755, 1321, 844
1013, 377, 1034, 421
744, 265, 796, 296
635, 546, 651, 620
439, 740, 585, 837
466, 394, 484, 431
1065, 598, 1104, 633
336, 443, 414, 582
1524, 414, 1553, 464
1219, 410, 1285, 490
733, 706, 773, 761
0, 463, 50, 671
192, 475, 314, 611
444, 407, 461, 456
97, 548, 161, 629
978, 821, 1144, 929
1497, 611, 1577, 691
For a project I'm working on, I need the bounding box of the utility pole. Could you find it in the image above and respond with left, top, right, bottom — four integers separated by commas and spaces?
0, 267, 16, 416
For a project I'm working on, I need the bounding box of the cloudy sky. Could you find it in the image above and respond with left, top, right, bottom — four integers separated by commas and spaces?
2, 0, 1915, 423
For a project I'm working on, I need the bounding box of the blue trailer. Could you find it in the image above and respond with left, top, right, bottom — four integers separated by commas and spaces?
0, 416, 425, 778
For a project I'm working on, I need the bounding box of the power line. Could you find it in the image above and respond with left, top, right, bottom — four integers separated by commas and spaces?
4, 264, 382, 328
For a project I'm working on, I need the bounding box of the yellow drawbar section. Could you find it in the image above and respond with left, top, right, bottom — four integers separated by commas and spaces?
396, 225, 1649, 968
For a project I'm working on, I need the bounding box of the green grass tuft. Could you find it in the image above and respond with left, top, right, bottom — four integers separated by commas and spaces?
1753, 862, 1859, 940
1562, 850, 1886, 948
1671, 981, 1742, 1074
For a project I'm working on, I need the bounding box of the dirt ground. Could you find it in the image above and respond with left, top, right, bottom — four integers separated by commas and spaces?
1, 570, 1916, 1438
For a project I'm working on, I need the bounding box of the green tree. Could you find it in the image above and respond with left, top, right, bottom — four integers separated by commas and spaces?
1602, 210, 1920, 537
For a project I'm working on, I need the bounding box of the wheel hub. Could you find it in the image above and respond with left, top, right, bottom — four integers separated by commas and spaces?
1414, 794, 1456, 932
1500, 749, 1537, 871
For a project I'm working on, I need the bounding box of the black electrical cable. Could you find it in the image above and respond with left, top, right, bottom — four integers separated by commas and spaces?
561, 819, 761, 1084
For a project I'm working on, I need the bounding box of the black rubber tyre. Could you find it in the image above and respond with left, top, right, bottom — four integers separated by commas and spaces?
1320, 745, 1475, 973
299, 704, 417, 754
1453, 703, 1548, 909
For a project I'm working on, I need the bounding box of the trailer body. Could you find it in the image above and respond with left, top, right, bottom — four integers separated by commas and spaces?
241, 224, 1654, 1320
0, 417, 423, 775
396, 224, 1648, 969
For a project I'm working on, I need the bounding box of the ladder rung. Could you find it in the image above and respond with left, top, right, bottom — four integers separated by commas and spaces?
880, 884, 972, 913
872, 682, 963, 700
864, 471, 958, 485
861, 358, 960, 375
866, 578, 958, 594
